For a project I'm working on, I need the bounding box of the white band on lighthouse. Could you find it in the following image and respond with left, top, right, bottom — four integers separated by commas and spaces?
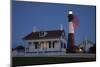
69, 22, 74, 33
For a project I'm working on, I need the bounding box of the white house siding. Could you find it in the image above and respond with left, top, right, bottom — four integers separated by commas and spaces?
23, 38, 66, 56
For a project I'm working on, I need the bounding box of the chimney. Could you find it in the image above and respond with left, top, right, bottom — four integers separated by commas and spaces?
33, 26, 36, 32
60, 24, 63, 31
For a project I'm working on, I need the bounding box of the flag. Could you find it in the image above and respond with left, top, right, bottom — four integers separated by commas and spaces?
72, 15, 79, 30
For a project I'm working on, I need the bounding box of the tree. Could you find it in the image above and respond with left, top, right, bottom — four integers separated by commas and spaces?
15, 45, 25, 52
89, 44, 96, 53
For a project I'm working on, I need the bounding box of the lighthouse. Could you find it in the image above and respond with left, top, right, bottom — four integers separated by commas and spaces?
67, 10, 75, 52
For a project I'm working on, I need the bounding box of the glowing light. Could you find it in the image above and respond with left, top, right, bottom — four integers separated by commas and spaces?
69, 10, 73, 14
79, 48, 82, 52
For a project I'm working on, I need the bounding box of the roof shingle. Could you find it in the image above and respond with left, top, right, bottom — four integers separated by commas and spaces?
23, 30, 65, 40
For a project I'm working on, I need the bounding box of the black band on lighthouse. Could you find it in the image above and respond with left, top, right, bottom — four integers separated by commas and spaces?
68, 14, 74, 22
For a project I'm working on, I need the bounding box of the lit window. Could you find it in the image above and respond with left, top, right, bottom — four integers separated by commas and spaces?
79, 48, 82, 52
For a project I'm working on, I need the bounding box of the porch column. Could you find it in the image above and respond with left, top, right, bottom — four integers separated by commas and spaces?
46, 41, 49, 49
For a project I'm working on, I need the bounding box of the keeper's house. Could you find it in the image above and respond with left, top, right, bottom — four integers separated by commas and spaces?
23, 30, 67, 56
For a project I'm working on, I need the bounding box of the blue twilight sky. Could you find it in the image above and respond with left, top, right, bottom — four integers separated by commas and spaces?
12, 1, 96, 48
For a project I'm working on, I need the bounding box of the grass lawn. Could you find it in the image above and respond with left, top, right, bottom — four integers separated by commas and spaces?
12, 57, 96, 66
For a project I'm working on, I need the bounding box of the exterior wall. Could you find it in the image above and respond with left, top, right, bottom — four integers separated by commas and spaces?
25, 40, 63, 51
23, 38, 67, 56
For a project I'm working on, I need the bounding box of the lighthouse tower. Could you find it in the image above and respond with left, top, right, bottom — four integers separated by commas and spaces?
67, 10, 75, 52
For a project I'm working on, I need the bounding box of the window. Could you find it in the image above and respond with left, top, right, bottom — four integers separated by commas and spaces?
52, 41, 57, 48
48, 41, 51, 48
61, 43, 66, 48
64, 44, 66, 48
34, 42, 40, 49
61, 41, 64, 48
53, 42, 55, 48
39, 31, 47, 37
48, 41, 55, 48
49, 44, 51, 48
53, 44, 55, 48
28, 42, 32, 44
35, 44, 38, 49
34, 42, 38, 45
26, 48, 29, 52
39, 31, 44, 37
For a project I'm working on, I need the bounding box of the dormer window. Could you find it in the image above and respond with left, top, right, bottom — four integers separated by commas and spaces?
39, 31, 47, 37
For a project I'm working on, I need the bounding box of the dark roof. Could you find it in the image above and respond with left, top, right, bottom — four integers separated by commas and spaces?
23, 30, 65, 40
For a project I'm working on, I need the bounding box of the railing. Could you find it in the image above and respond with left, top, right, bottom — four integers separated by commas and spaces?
12, 52, 96, 58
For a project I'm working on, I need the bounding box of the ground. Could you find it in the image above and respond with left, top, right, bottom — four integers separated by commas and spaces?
12, 57, 96, 66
